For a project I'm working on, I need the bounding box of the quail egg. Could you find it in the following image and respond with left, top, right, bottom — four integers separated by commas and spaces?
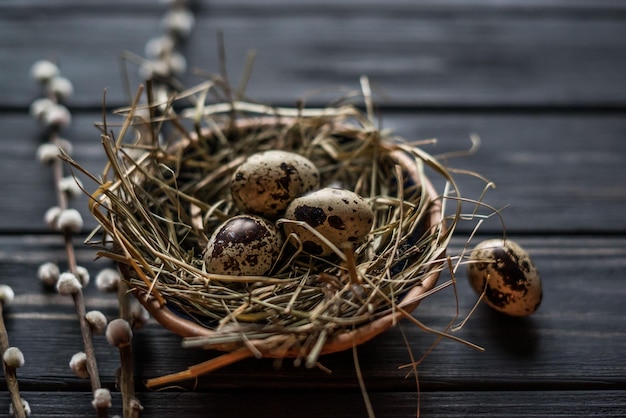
205, 215, 283, 276
231, 150, 320, 219
283, 187, 374, 256
467, 239, 542, 317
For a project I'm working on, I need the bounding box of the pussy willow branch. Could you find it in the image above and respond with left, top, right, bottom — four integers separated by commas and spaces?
33, 64, 108, 418
0, 297, 26, 418
116, 281, 141, 418
50, 133, 104, 402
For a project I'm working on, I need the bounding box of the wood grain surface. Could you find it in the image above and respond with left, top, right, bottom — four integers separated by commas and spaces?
0, 0, 625, 417
2, 1, 626, 108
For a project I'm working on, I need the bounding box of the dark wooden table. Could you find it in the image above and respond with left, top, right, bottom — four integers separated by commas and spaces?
1, 1, 626, 416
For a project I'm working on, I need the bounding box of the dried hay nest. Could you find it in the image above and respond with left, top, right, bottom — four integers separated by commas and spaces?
79, 82, 463, 386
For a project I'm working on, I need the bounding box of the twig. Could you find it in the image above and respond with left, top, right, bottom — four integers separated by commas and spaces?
0, 286, 27, 418
118, 281, 142, 418
73, 290, 104, 400
106, 319, 142, 418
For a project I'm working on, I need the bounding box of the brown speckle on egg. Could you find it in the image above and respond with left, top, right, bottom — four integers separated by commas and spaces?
205, 215, 283, 276
283, 187, 374, 256
467, 239, 542, 317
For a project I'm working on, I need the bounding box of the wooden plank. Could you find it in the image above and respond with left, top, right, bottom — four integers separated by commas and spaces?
389, 111, 626, 234
0, 235, 624, 392
2, 3, 626, 108
1, 390, 625, 418
4, 0, 626, 11
1, 112, 624, 234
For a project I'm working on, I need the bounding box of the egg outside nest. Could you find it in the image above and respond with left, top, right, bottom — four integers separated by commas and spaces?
467, 239, 542, 317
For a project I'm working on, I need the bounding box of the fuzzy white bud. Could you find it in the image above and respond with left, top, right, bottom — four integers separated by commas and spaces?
69, 351, 89, 379
55, 138, 73, 156
75, 265, 90, 287
162, 8, 195, 38
106, 319, 133, 347
29, 97, 55, 120
59, 176, 83, 198
48, 76, 74, 100
139, 59, 170, 80
95, 268, 121, 293
43, 103, 72, 128
131, 300, 150, 330
167, 51, 187, 75
36, 143, 60, 165
144, 35, 175, 59
0, 285, 15, 306
92, 388, 112, 409
3, 347, 25, 368
38, 262, 61, 287
44, 206, 62, 230
56, 272, 82, 295
30, 60, 60, 82
153, 87, 170, 114
57, 208, 83, 233
9, 398, 30, 417
85, 310, 108, 335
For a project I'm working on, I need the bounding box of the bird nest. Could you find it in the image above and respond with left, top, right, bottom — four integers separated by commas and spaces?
76, 83, 462, 386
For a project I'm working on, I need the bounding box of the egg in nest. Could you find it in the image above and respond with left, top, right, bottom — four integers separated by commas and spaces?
283, 187, 374, 256
205, 215, 283, 276
231, 150, 320, 219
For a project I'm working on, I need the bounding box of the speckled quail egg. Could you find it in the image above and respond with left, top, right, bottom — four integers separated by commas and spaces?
467, 239, 542, 317
231, 150, 320, 219
283, 187, 374, 256
205, 215, 283, 276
